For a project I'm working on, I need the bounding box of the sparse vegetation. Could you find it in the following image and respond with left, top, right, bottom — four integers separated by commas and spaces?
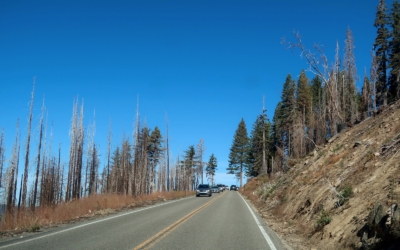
331, 144, 342, 153
0, 191, 191, 233
316, 210, 332, 231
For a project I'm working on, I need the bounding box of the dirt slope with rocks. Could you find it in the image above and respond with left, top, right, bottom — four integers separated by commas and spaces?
241, 101, 400, 250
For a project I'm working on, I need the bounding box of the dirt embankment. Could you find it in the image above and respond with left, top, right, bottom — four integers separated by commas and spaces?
241, 101, 400, 250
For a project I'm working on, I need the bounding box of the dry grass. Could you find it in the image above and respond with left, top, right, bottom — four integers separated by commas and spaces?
0, 191, 192, 233
394, 120, 400, 132
312, 150, 349, 180
324, 150, 349, 166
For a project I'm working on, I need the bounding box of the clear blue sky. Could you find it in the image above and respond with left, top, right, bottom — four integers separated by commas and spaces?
0, 0, 388, 187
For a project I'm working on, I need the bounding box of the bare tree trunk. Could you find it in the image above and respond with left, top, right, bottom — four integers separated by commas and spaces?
107, 121, 112, 193
165, 114, 170, 191
32, 102, 44, 210
196, 139, 205, 184
66, 100, 78, 201
22, 81, 35, 208
7, 120, 20, 214
0, 128, 4, 189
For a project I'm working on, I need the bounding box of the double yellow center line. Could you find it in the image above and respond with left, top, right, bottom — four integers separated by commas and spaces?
134, 192, 226, 250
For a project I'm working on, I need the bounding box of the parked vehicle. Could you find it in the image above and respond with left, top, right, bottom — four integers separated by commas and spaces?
211, 186, 220, 193
230, 185, 237, 191
196, 184, 212, 197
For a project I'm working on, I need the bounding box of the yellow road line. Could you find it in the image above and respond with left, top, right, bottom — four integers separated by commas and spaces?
133, 192, 226, 250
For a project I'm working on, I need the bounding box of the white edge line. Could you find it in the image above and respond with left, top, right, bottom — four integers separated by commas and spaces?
239, 193, 277, 250
0, 196, 193, 249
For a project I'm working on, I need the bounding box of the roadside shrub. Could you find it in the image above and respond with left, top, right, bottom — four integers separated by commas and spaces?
337, 185, 353, 207
315, 210, 331, 231
331, 144, 341, 153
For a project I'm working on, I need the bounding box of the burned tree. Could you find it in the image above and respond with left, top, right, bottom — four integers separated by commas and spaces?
21, 82, 35, 208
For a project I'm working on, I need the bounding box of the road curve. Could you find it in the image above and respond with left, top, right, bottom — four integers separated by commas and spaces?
0, 191, 286, 250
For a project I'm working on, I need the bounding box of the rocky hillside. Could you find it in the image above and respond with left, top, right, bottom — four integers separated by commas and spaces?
241, 100, 400, 250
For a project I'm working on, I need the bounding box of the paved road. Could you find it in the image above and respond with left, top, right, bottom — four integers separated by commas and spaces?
0, 191, 286, 250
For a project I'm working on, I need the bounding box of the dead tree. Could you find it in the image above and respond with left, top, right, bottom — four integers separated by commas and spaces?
282, 31, 344, 136
66, 99, 85, 201
165, 114, 170, 191
344, 27, 359, 123
86, 113, 97, 196
106, 120, 112, 193
7, 120, 20, 214
195, 139, 206, 184
22, 81, 35, 208
0, 128, 4, 189
32, 100, 45, 210
370, 51, 378, 114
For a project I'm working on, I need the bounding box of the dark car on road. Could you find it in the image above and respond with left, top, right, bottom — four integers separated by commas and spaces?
196, 184, 212, 197
230, 185, 238, 191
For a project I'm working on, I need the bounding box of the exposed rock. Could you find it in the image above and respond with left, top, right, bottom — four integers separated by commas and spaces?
368, 202, 385, 227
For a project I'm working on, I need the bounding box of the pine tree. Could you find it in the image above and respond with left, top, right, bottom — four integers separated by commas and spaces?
272, 101, 285, 172
281, 74, 297, 157
147, 126, 163, 193
227, 118, 249, 188
388, 0, 400, 101
374, 0, 390, 106
183, 145, 196, 190
309, 76, 325, 146
248, 110, 271, 177
296, 70, 311, 156
206, 154, 217, 185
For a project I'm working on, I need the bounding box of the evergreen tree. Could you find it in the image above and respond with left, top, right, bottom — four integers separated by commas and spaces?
309, 76, 325, 146
281, 74, 297, 157
388, 0, 400, 101
248, 110, 271, 177
296, 70, 311, 155
272, 101, 285, 172
147, 126, 163, 192
374, 0, 390, 106
227, 118, 249, 188
206, 154, 217, 185
183, 145, 196, 190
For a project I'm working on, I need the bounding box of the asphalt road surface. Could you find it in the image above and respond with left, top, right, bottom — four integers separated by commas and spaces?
0, 191, 286, 250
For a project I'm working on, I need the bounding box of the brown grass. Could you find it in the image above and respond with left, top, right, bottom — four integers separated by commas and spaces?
324, 150, 349, 166
0, 191, 192, 233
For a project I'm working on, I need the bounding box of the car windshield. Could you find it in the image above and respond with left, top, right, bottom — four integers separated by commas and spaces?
198, 185, 209, 188
212, 186, 218, 188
